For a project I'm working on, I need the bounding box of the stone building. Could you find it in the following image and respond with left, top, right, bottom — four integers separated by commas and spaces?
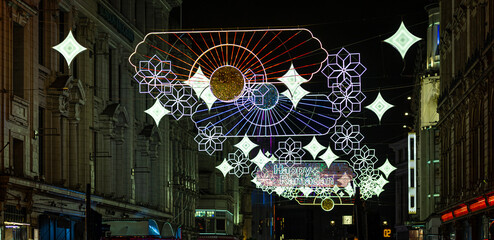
0, 0, 203, 239
437, 0, 494, 238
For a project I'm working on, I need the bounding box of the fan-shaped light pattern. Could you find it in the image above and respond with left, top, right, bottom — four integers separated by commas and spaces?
234, 135, 258, 157
133, 55, 176, 99
129, 29, 328, 88
319, 145, 339, 168
145, 99, 170, 126
160, 86, 197, 120
52, 30, 87, 68
129, 29, 329, 137
250, 150, 272, 170
303, 137, 326, 159
378, 158, 397, 178
328, 80, 366, 118
226, 149, 253, 178
194, 123, 226, 155
322, 48, 367, 87
216, 159, 234, 177
274, 138, 305, 167
191, 94, 340, 137
365, 92, 394, 122
384, 21, 422, 59
331, 121, 364, 154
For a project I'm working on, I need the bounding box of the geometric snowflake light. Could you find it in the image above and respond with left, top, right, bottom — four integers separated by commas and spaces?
384, 21, 421, 59
365, 92, 394, 123
52, 30, 87, 68
144, 99, 170, 126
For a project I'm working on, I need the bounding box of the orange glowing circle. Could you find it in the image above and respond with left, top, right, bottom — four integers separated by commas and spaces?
210, 66, 245, 102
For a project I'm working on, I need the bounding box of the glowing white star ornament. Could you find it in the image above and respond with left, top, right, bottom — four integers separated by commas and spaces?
365, 92, 393, 123
216, 158, 234, 177
234, 136, 259, 157
144, 99, 170, 126
52, 30, 87, 68
281, 87, 309, 109
250, 150, 272, 171
186, 67, 209, 97
319, 145, 339, 168
303, 137, 326, 159
378, 158, 397, 178
278, 63, 308, 92
384, 21, 421, 59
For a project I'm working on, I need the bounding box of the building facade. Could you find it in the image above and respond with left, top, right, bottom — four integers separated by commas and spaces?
0, 0, 204, 239
437, 0, 494, 239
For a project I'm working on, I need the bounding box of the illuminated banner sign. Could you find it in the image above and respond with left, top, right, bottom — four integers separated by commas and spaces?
256, 162, 355, 188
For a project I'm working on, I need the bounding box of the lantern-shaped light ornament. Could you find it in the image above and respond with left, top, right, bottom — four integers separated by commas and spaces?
52, 30, 87, 68
384, 22, 421, 59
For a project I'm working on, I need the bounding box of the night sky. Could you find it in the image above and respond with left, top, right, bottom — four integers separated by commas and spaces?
181, 0, 432, 233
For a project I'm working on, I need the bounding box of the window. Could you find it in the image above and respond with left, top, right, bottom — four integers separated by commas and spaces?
13, 22, 24, 98
13, 138, 24, 177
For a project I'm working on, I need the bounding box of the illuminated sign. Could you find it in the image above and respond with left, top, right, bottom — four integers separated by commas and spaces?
256, 162, 355, 188
383, 228, 392, 238
342, 215, 352, 225
408, 133, 417, 214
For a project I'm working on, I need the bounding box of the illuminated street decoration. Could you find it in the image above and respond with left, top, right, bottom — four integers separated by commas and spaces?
226, 149, 253, 178
129, 29, 335, 139
281, 87, 310, 109
274, 138, 306, 167
144, 99, 170, 126
278, 63, 309, 96
234, 136, 258, 157
52, 30, 87, 68
327, 80, 366, 117
194, 123, 227, 155
133, 55, 176, 99
250, 150, 272, 171
186, 67, 210, 97
303, 137, 326, 159
378, 158, 397, 178
350, 145, 378, 174
365, 92, 394, 122
323, 48, 367, 87
331, 121, 364, 154
321, 197, 335, 211
216, 159, 234, 177
319, 145, 339, 168
252, 84, 280, 110
160, 86, 197, 120
408, 133, 417, 214
384, 21, 422, 59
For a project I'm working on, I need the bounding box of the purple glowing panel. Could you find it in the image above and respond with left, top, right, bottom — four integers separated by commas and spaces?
323, 48, 367, 87
256, 162, 355, 188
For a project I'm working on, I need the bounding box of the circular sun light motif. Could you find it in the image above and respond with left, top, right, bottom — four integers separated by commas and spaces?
210, 65, 245, 102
